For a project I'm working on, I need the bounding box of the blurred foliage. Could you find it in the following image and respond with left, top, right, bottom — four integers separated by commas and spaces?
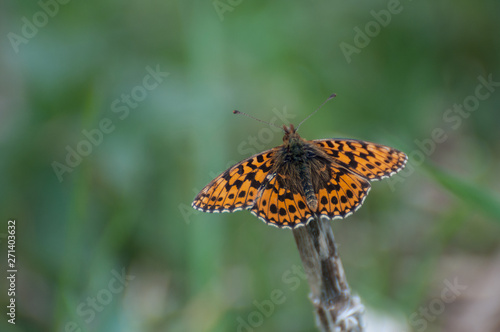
1, 1, 499, 331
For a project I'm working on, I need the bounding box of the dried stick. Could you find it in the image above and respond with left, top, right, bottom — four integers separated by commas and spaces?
292, 217, 364, 332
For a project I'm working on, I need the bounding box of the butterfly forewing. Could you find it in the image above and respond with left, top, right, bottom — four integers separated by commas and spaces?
192, 150, 275, 213
313, 139, 407, 181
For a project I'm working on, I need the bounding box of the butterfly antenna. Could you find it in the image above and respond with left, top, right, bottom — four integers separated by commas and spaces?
233, 110, 282, 130
296, 93, 337, 130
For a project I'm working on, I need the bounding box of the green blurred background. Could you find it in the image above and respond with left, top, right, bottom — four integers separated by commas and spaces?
1, 1, 500, 331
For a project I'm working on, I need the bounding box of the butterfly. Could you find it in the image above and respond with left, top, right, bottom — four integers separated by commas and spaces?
192, 101, 407, 229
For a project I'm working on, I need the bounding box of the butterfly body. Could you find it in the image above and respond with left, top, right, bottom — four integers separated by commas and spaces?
193, 123, 407, 229
273, 124, 331, 212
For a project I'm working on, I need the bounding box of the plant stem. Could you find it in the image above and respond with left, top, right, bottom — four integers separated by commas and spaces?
292, 217, 364, 332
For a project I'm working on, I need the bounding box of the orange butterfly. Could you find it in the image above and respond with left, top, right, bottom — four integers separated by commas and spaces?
192, 99, 407, 229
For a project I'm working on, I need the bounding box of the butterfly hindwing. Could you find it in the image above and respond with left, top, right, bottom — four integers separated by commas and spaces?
250, 174, 315, 228
313, 139, 407, 181
192, 149, 275, 213
315, 165, 371, 220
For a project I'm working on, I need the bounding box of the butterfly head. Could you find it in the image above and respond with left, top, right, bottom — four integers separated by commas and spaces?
282, 124, 301, 144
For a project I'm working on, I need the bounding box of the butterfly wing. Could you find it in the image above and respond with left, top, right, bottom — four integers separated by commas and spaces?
249, 162, 372, 229
250, 138, 400, 228
313, 139, 407, 180
315, 164, 372, 221
250, 173, 315, 228
193, 137, 406, 229
192, 149, 275, 213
